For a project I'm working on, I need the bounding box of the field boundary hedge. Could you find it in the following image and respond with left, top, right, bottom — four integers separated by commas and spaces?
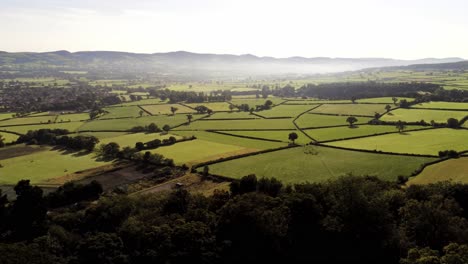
410, 107, 468, 112
209, 130, 286, 143
317, 127, 437, 143
138, 105, 153, 116
293, 104, 322, 142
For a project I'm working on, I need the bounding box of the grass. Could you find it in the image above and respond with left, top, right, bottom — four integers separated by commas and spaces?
205, 146, 436, 183
230, 97, 285, 106
99, 132, 182, 148
304, 125, 427, 142
2, 122, 85, 134
102, 106, 149, 119
356, 97, 414, 104
257, 105, 318, 118
203, 112, 260, 119
220, 130, 310, 144
0, 146, 109, 185
70, 132, 128, 139
0, 132, 19, 143
381, 108, 468, 123
150, 139, 249, 165
174, 118, 296, 130
78, 115, 201, 131
57, 113, 90, 122
185, 102, 232, 112
411, 101, 468, 110
0, 113, 15, 120
0, 115, 57, 126
310, 104, 389, 116
141, 104, 195, 115
408, 157, 468, 185
172, 131, 285, 150
116, 98, 166, 106
327, 128, 468, 155
296, 113, 373, 128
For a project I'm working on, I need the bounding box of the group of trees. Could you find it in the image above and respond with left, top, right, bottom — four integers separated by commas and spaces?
130, 123, 170, 133
135, 136, 178, 151
2, 175, 468, 263
147, 89, 232, 104
16, 129, 99, 151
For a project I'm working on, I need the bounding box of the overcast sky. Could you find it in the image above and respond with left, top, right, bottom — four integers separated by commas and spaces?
1, 0, 467, 59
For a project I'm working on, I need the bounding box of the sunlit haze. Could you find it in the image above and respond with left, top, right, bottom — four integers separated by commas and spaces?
1, 0, 468, 59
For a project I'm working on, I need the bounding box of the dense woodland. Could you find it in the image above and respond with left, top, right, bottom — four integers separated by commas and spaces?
0, 175, 468, 264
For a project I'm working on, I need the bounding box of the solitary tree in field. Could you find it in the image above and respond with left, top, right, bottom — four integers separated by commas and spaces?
0, 135, 4, 148
396, 120, 406, 133
346, 116, 358, 127
392, 97, 398, 105
139, 110, 144, 117
162, 124, 171, 132
385, 104, 392, 113
229, 104, 235, 112
170, 106, 178, 115
249, 107, 255, 114
351, 96, 357, 104
187, 114, 193, 123
207, 108, 213, 115
288, 132, 298, 144
447, 118, 460, 128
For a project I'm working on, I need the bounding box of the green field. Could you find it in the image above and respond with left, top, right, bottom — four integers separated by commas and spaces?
0, 132, 19, 143
150, 139, 249, 165
0, 113, 15, 120
310, 104, 389, 116
205, 146, 436, 183
304, 125, 427, 142
141, 104, 195, 115
408, 158, 468, 185
57, 113, 90, 122
71, 132, 128, 139
356, 97, 414, 104
203, 111, 260, 119
296, 113, 373, 128
0, 145, 109, 184
381, 108, 468, 123
0, 115, 57, 126
172, 131, 285, 150
2, 122, 85, 134
230, 97, 285, 106
220, 130, 310, 144
327, 128, 468, 155
411, 101, 468, 110
257, 105, 318, 118
101, 106, 149, 119
174, 118, 296, 130
78, 114, 199, 131
116, 98, 166, 106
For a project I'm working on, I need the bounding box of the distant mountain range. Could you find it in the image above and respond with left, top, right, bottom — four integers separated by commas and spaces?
373, 60, 468, 71
0, 50, 465, 76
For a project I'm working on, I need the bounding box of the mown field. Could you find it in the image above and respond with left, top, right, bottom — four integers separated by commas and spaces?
205, 146, 436, 183
203, 111, 259, 119
411, 101, 468, 110
295, 114, 373, 128
141, 104, 195, 115
408, 157, 468, 185
356, 97, 414, 104
220, 130, 310, 144
174, 118, 296, 130
327, 128, 468, 155
0, 132, 19, 143
256, 105, 319, 118
381, 108, 468, 123
2, 122, 85, 134
101, 106, 149, 119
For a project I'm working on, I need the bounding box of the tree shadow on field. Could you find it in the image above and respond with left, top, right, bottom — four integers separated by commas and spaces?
51, 146, 93, 157
398, 132, 410, 135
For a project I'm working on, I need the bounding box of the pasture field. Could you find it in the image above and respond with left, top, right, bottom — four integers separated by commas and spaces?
220, 130, 310, 144
257, 104, 319, 118
356, 97, 414, 104
0, 145, 109, 185
408, 157, 468, 185
0, 115, 57, 126
71, 132, 127, 139
172, 131, 285, 150
1, 122, 85, 134
381, 108, 468, 123
327, 128, 468, 155
229, 97, 285, 106
411, 101, 468, 110
150, 139, 251, 165
141, 104, 195, 115
205, 146, 436, 183
203, 111, 259, 119
310, 104, 389, 116
57, 113, 90, 122
185, 102, 232, 112
116, 98, 166, 106
101, 106, 149, 119
174, 118, 296, 130
295, 113, 373, 128
78, 114, 200, 131
0, 132, 19, 143
0, 113, 15, 120
304, 125, 427, 142
98, 132, 182, 148
284, 99, 351, 104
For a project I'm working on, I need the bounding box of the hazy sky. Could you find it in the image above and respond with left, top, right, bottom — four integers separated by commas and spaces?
1, 0, 468, 59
